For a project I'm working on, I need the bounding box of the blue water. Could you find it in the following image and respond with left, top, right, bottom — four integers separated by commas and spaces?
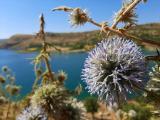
0, 49, 156, 100
0, 50, 90, 100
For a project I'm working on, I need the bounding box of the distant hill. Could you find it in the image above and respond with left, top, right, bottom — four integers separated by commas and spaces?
0, 23, 160, 52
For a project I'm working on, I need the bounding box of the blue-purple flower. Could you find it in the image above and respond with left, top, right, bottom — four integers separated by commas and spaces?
82, 37, 147, 105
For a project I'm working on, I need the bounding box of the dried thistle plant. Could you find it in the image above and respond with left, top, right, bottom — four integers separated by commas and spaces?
113, 0, 138, 26
0, 66, 21, 120
0, 66, 21, 98
16, 14, 87, 120
32, 14, 57, 90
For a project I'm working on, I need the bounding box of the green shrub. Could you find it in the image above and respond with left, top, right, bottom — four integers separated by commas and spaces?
84, 97, 98, 113
122, 103, 152, 120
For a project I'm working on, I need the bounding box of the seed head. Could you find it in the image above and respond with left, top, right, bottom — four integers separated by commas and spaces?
82, 37, 147, 105
5, 85, 21, 95
31, 84, 68, 116
0, 96, 8, 105
62, 98, 87, 120
0, 75, 5, 84
36, 69, 43, 77
57, 70, 67, 83
114, 0, 137, 25
2, 66, 9, 72
70, 8, 88, 26
128, 109, 137, 118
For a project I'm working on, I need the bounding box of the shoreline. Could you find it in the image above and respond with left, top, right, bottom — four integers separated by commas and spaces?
1, 41, 159, 54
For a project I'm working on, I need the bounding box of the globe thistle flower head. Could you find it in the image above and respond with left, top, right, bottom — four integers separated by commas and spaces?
16, 106, 47, 120
70, 8, 88, 26
82, 37, 147, 105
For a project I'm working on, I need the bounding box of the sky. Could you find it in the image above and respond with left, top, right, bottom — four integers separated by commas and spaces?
0, 0, 160, 39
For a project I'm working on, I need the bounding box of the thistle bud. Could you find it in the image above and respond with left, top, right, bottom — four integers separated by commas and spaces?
5, 85, 12, 93
57, 70, 67, 82
5, 85, 21, 95
0, 96, 8, 105
0, 75, 5, 84
70, 8, 88, 26
10, 86, 21, 95
36, 69, 42, 77
128, 109, 137, 118
2, 66, 9, 72
9, 76, 15, 81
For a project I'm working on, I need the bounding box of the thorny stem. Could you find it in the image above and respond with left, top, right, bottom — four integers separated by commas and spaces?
132, 82, 160, 99
0, 83, 5, 97
145, 55, 160, 61
40, 14, 54, 82
107, 0, 142, 36
87, 18, 160, 46
5, 102, 11, 120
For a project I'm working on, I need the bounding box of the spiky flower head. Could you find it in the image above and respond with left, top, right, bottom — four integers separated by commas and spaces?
63, 98, 87, 120
82, 37, 147, 105
57, 70, 67, 83
5, 85, 21, 95
0, 96, 8, 105
70, 8, 88, 26
16, 106, 47, 120
31, 84, 69, 116
114, 0, 137, 25
36, 69, 43, 77
128, 109, 137, 118
2, 66, 9, 72
0, 75, 5, 84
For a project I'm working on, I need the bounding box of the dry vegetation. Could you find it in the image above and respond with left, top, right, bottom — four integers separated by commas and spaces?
0, 23, 160, 52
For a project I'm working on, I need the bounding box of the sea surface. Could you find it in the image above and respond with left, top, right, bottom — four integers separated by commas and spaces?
0, 49, 156, 100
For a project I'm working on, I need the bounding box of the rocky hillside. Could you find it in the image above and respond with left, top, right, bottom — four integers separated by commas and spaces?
0, 23, 160, 51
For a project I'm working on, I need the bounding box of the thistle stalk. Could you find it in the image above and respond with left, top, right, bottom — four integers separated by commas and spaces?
39, 14, 54, 82
5, 100, 11, 120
